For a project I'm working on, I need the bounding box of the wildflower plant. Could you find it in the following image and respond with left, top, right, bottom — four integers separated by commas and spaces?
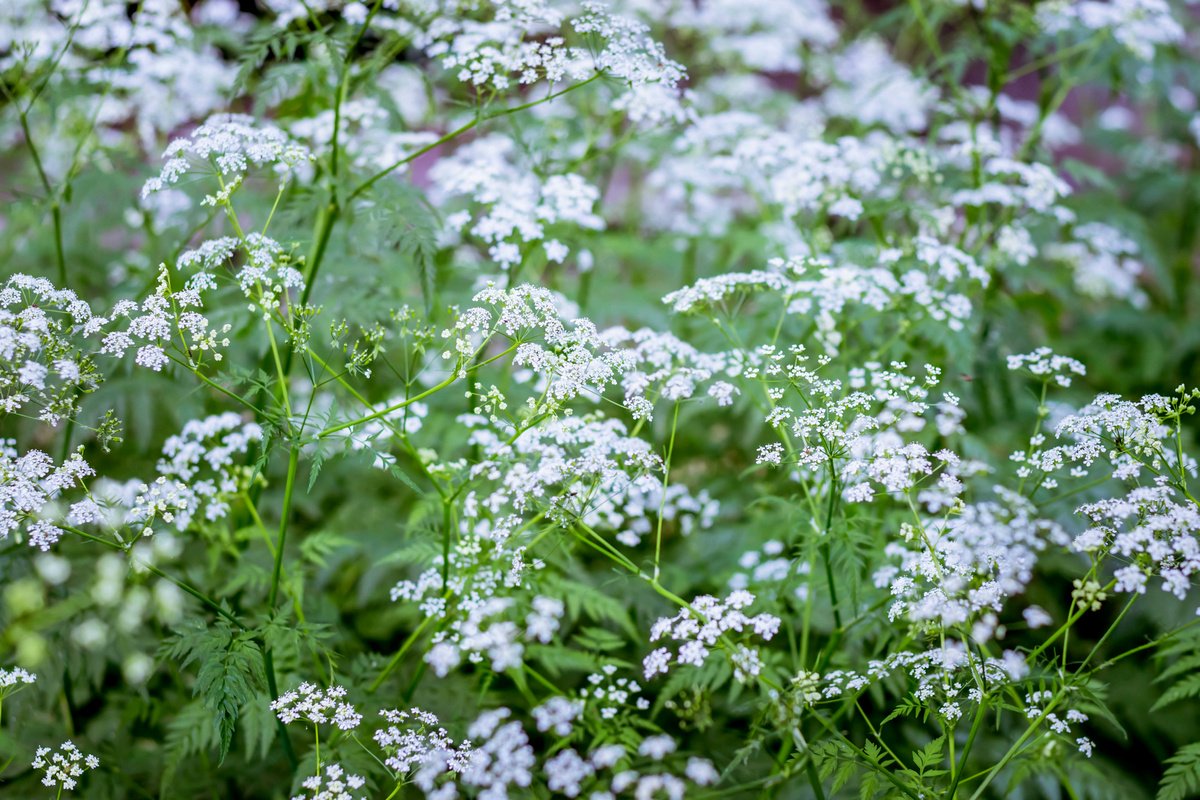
3, 0, 1200, 798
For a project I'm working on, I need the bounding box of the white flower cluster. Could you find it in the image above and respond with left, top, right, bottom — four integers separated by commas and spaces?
374, 707, 473, 777
753, 358, 959, 488
407, 0, 685, 120
643, 591, 780, 684
1, 275, 110, 424
641, 110, 939, 239
382, 697, 715, 800
541, 738, 718, 799
440, 285, 624, 407
177, 234, 306, 309
1074, 484, 1200, 603
32, 741, 100, 791
417, 589, 564, 678
1036, 0, 1184, 60
0, 444, 93, 551
664, 249, 985, 354
600, 327, 739, 422
1024, 393, 1176, 482
142, 114, 312, 202
579, 665, 650, 720
949, 157, 1072, 215
1007, 348, 1087, 388
462, 413, 715, 545
292, 763, 367, 800
102, 265, 230, 373
668, 0, 837, 72
819, 641, 1032, 709
432, 135, 604, 269
1045, 222, 1147, 307
3, 0, 235, 148
410, 707, 535, 799
0, 665, 37, 694
411, 0, 590, 91
271, 682, 363, 730
1023, 690, 1095, 757
874, 493, 1069, 640
125, 413, 261, 535
821, 38, 936, 134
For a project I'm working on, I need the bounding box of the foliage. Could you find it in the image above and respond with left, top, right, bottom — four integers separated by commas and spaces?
2, 0, 1200, 798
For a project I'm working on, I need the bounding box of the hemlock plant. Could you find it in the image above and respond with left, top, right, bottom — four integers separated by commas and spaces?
2, 0, 1200, 798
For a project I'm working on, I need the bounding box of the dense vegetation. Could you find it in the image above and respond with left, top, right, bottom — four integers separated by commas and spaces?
3, 0, 1200, 798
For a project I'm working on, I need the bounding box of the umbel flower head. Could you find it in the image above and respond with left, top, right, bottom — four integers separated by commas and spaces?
32, 741, 99, 791
271, 682, 362, 730
0, 666, 36, 700
142, 113, 312, 202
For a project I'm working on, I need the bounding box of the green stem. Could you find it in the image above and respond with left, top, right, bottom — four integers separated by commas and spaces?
370, 614, 437, 692
319, 344, 518, 437
268, 447, 301, 610
947, 700, 987, 799
347, 74, 603, 203
62, 525, 246, 630
653, 402, 680, 580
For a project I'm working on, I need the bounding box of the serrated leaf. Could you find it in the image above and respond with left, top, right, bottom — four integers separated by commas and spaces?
912, 735, 945, 773
572, 626, 628, 652
240, 692, 278, 763
193, 633, 265, 762
1152, 673, 1200, 712
1159, 743, 1200, 800
300, 529, 355, 566
550, 576, 639, 639
161, 700, 218, 794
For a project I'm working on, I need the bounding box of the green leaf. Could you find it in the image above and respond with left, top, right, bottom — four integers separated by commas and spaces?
1159, 743, 1200, 800
193, 633, 265, 762
240, 692, 279, 763
361, 180, 443, 312
912, 735, 945, 774
549, 576, 639, 639
163, 622, 265, 763
571, 626, 628, 652
161, 700, 218, 792
300, 529, 355, 566
527, 643, 608, 677
1152, 673, 1200, 712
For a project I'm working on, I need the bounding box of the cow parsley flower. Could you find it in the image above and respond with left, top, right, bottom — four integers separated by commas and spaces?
643, 591, 779, 684
1007, 348, 1086, 388
431, 136, 604, 269
143, 113, 312, 200
1045, 222, 1146, 307
293, 763, 367, 800
32, 741, 99, 791
0, 446, 93, 550
1, 274, 111, 425
126, 413, 261, 535
1036, 0, 1184, 61
272, 683, 362, 730
0, 666, 36, 699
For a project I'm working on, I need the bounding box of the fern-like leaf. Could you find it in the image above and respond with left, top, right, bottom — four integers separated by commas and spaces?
1159, 743, 1200, 800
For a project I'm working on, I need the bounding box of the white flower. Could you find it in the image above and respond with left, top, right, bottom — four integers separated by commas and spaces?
272, 683, 362, 730
32, 741, 99, 791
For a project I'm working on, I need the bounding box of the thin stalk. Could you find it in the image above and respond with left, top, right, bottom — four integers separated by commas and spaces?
348, 74, 603, 203
370, 615, 437, 692
653, 402, 681, 580
268, 447, 301, 610
319, 343, 518, 437
62, 525, 246, 630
